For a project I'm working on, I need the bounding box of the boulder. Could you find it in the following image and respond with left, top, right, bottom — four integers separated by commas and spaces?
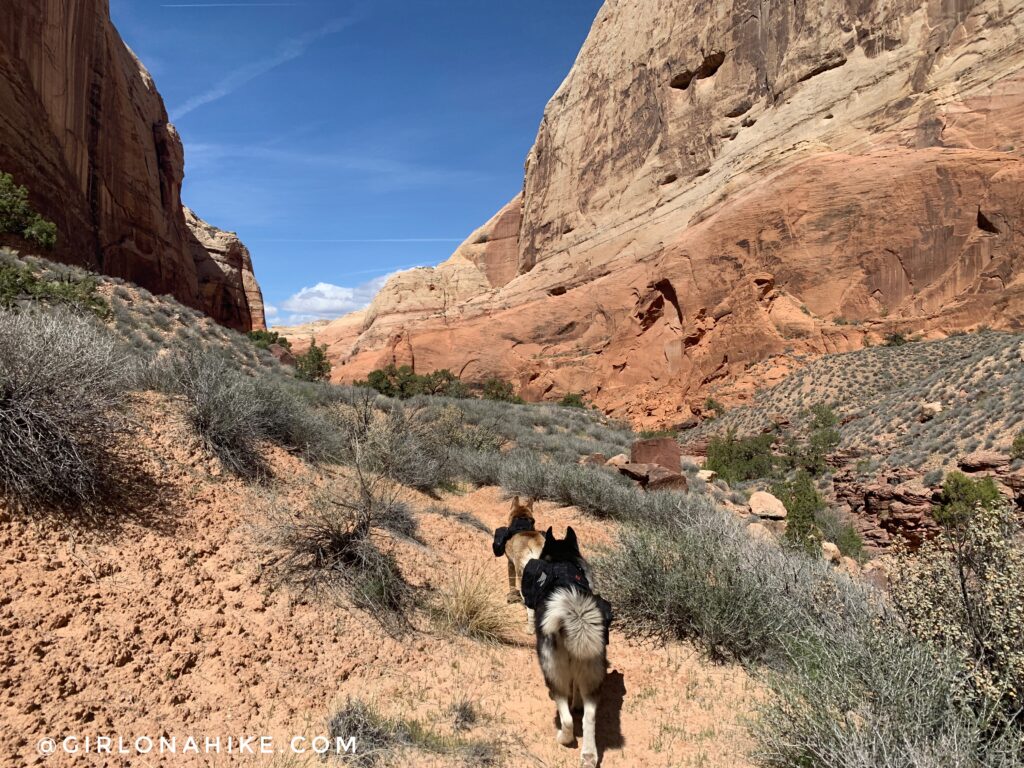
617, 462, 656, 483
268, 343, 296, 367
630, 438, 682, 472
958, 450, 1010, 472
840, 556, 861, 577
749, 491, 787, 520
645, 466, 689, 492
696, 469, 717, 483
917, 401, 943, 422
821, 541, 842, 565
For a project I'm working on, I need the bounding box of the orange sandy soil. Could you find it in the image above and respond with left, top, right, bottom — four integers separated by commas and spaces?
0, 394, 758, 767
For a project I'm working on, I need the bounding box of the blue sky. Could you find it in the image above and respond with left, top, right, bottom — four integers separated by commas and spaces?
110, 0, 602, 324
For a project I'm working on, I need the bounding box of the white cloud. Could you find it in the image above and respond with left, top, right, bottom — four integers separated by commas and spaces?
170, 16, 353, 120
264, 303, 279, 319
279, 273, 392, 323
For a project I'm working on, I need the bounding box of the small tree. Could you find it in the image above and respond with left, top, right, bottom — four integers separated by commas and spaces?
773, 470, 824, 554
295, 337, 331, 382
248, 329, 291, 350
482, 378, 522, 403
935, 471, 1001, 528
1011, 431, 1024, 461
423, 369, 469, 398
0, 172, 58, 249
706, 429, 776, 483
559, 392, 586, 408
703, 397, 726, 418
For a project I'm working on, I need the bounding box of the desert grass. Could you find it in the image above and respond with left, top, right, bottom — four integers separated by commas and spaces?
431, 567, 515, 644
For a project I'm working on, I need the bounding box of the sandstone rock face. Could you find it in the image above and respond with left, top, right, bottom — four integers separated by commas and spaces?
833, 467, 939, 547
0, 0, 264, 331
183, 208, 265, 331
294, 0, 1024, 427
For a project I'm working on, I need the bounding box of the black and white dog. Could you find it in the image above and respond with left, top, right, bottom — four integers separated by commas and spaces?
521, 527, 612, 768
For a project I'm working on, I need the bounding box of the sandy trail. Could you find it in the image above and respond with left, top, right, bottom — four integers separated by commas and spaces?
0, 404, 756, 767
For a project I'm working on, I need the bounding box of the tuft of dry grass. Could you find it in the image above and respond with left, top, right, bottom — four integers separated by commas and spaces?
432, 567, 515, 644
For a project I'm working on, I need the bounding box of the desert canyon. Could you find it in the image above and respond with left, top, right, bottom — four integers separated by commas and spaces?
282, 0, 1024, 428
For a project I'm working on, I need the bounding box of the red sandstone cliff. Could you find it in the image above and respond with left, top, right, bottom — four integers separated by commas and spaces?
0, 0, 264, 331
283, 0, 1024, 426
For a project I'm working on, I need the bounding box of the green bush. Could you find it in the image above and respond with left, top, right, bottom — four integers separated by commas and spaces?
0, 308, 128, 508
884, 332, 909, 347
779, 404, 840, 476
935, 471, 1001, 527
816, 507, 864, 561
0, 257, 108, 316
0, 172, 58, 249
247, 329, 291, 350
1011, 431, 1024, 461
704, 397, 726, 418
558, 391, 586, 408
356, 364, 468, 399
481, 377, 522, 403
145, 349, 342, 478
706, 429, 776, 483
594, 481, 1023, 765
294, 337, 331, 382
773, 470, 824, 554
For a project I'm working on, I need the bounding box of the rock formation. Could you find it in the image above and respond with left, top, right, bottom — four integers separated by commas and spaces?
184, 209, 266, 332
285, 0, 1024, 426
0, 0, 264, 331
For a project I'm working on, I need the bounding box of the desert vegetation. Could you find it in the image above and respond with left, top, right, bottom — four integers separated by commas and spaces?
247, 328, 291, 349
3, 252, 1023, 766
695, 330, 1024, 471
0, 171, 57, 249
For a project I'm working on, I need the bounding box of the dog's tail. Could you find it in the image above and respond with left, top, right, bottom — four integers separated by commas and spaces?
540, 588, 606, 660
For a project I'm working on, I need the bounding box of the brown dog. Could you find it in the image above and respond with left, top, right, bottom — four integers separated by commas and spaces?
501, 496, 545, 624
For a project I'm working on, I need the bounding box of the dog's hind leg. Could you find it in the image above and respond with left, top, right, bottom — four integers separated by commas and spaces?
580, 691, 599, 767
554, 695, 575, 747
570, 680, 582, 712
506, 559, 521, 603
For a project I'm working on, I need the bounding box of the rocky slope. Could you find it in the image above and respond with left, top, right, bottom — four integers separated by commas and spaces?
298, 0, 1024, 427
0, 0, 265, 331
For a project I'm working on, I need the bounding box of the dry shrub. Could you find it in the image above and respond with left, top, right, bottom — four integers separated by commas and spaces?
144, 348, 343, 479
0, 308, 129, 509
433, 567, 514, 644
256, 466, 413, 625
327, 698, 498, 766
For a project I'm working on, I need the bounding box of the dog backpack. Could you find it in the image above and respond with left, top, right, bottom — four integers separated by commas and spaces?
520, 559, 614, 641
491, 515, 536, 557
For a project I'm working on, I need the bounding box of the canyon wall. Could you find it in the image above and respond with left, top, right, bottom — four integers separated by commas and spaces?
289, 0, 1024, 426
0, 0, 265, 331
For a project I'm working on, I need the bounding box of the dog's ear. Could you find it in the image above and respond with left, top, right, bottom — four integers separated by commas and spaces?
511, 495, 520, 507
565, 526, 578, 549
525, 498, 534, 511
544, 526, 555, 544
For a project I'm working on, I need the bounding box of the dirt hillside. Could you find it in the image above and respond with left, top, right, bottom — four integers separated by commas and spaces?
0, 393, 755, 768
